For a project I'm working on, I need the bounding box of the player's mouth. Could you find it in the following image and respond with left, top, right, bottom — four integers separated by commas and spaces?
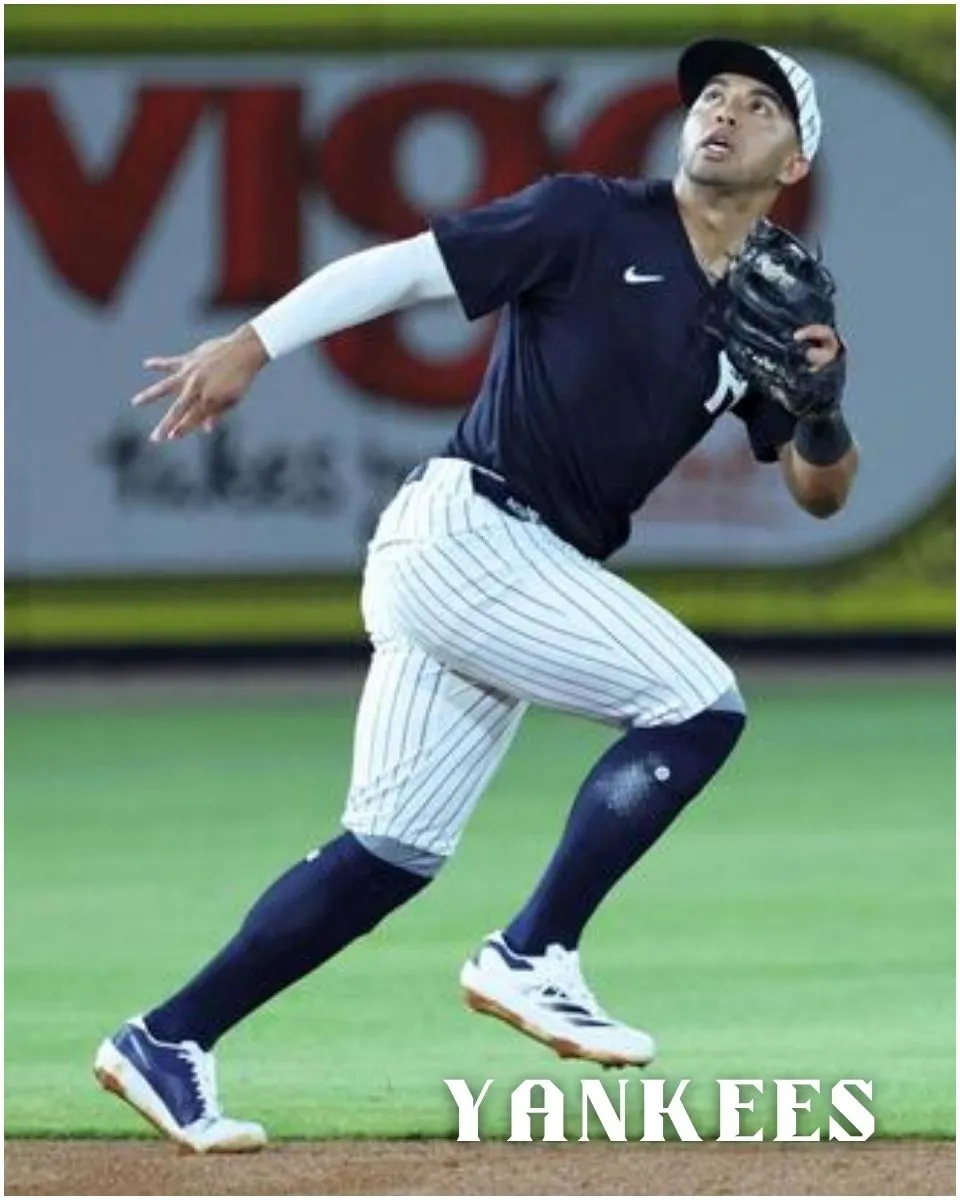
699, 132, 735, 160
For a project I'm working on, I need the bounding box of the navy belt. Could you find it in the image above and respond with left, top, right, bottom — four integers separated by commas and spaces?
405, 460, 542, 525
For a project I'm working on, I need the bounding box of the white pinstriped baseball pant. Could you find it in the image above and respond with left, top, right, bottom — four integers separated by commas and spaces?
342, 458, 735, 858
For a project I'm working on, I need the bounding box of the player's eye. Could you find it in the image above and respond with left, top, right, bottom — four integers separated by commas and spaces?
701, 85, 724, 104
750, 96, 774, 116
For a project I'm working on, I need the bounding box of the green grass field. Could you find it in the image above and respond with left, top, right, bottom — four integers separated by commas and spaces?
5, 677, 954, 1140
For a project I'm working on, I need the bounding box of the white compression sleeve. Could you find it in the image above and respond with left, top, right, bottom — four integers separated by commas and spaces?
249, 231, 455, 360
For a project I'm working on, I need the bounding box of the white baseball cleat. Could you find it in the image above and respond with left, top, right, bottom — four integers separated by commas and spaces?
461, 931, 656, 1068
94, 1016, 267, 1153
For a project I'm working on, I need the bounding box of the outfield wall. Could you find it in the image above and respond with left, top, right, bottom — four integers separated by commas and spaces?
5, 6, 955, 653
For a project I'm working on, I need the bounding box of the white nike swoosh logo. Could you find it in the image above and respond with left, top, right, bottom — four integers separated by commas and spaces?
623, 267, 665, 285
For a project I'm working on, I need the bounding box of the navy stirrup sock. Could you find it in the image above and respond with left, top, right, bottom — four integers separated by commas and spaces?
146, 833, 430, 1050
504, 708, 745, 956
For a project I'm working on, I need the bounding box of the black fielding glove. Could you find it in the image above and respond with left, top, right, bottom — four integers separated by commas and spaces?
724, 220, 846, 419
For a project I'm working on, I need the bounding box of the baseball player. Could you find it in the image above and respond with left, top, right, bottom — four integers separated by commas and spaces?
94, 40, 858, 1152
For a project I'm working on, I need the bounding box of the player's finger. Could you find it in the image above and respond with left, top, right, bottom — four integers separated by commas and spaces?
130, 373, 185, 408
169, 409, 208, 440
167, 389, 217, 438
168, 391, 226, 441
149, 375, 203, 442
172, 398, 232, 441
793, 324, 835, 343
143, 355, 185, 372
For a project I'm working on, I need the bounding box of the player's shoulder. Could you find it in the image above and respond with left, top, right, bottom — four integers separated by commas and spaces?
536, 172, 676, 215
540, 172, 671, 202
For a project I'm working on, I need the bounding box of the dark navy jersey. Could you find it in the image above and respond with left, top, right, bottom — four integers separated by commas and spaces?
431, 174, 796, 561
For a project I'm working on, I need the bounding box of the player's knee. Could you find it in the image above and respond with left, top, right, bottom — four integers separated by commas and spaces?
352, 832, 447, 879
658, 703, 746, 803
701, 682, 748, 762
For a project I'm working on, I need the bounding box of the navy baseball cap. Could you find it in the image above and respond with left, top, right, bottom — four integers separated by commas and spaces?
677, 38, 822, 159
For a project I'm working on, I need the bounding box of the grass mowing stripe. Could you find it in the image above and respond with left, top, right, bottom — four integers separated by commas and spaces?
5, 684, 953, 1138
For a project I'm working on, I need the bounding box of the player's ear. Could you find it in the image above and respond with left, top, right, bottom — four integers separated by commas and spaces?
777, 152, 810, 188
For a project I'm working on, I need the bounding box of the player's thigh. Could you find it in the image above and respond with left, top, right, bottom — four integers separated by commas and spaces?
379, 519, 734, 726
343, 640, 526, 858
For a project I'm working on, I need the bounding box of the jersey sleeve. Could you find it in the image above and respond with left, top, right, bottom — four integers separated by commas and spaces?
731, 388, 797, 462
429, 175, 593, 320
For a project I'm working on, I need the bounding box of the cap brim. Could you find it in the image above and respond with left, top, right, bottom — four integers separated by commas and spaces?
677, 38, 801, 128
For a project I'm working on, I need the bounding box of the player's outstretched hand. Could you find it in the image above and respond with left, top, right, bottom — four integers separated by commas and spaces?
131, 324, 269, 442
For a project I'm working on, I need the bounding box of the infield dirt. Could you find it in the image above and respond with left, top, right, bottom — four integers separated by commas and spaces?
4, 1138, 955, 1196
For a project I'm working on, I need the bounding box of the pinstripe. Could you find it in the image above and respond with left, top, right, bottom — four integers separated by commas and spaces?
392, 690, 494, 842
402, 567, 604, 709
455, 535, 634, 664
466, 527, 661, 695
496, 520, 673, 710
543, 545, 721, 709
428, 703, 520, 842
352, 648, 416, 804
387, 650, 428, 773
478, 522, 668, 710
410, 655, 445, 781
500, 512, 729, 710
405, 552, 624, 709
441, 703, 525, 836
386, 653, 441, 796
430, 541, 523, 611
350, 648, 394, 799
432, 542, 619, 672
432, 542, 648, 700
541, 562, 695, 715
349, 458, 735, 853
594, 570, 723, 698
367, 650, 402, 780
400, 558, 477, 649
368, 649, 410, 784
395, 691, 509, 843
399, 557, 465, 645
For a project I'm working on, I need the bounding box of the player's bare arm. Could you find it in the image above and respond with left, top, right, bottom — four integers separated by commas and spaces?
132, 232, 454, 442
779, 436, 858, 518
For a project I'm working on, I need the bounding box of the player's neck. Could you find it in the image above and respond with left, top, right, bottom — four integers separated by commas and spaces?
672, 176, 774, 281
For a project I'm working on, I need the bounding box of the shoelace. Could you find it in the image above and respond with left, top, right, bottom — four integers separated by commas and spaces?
178, 1044, 221, 1120
537, 945, 610, 1019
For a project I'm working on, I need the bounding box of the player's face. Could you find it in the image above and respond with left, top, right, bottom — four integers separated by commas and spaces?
679, 73, 808, 192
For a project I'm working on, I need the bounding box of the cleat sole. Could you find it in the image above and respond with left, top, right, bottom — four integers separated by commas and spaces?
462, 986, 652, 1069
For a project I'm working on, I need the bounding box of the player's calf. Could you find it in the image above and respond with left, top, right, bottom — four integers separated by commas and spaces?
504, 699, 747, 956
141, 833, 434, 1052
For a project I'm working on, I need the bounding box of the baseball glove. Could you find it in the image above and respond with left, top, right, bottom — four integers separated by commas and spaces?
724, 220, 845, 418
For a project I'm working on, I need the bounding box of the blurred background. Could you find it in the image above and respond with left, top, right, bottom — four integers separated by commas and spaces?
5, 4, 955, 1148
